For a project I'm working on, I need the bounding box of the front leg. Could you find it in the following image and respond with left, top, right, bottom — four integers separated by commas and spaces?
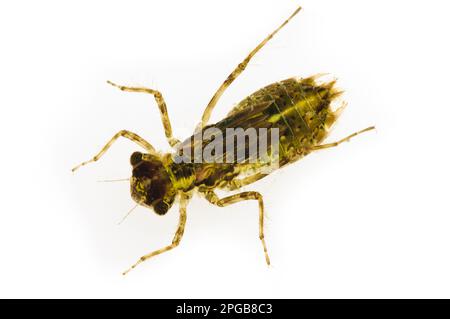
72, 130, 155, 172
203, 191, 270, 265
122, 193, 189, 275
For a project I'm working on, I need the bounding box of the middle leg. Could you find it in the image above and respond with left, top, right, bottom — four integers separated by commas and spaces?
227, 173, 268, 191
107, 81, 180, 147
204, 190, 270, 265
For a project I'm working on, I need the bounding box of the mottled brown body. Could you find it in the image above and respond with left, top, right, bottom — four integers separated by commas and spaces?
168, 75, 342, 193
72, 6, 374, 274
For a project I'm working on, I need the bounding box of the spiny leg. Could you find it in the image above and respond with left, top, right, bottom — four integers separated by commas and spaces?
72, 130, 155, 172
107, 81, 180, 147
204, 191, 270, 265
311, 126, 376, 151
123, 194, 188, 275
197, 6, 302, 130
228, 173, 268, 191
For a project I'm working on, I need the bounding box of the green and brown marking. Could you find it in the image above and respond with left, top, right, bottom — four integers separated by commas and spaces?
72, 6, 375, 275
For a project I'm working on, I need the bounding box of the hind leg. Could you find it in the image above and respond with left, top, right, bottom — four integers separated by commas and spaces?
312, 126, 375, 151
197, 6, 302, 130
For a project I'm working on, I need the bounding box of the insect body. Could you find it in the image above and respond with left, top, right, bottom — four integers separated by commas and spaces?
72, 6, 374, 274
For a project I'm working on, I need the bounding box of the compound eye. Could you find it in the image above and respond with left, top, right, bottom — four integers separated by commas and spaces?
153, 200, 169, 215
130, 152, 143, 166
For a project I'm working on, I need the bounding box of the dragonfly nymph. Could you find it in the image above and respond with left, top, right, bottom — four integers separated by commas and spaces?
72, 6, 375, 275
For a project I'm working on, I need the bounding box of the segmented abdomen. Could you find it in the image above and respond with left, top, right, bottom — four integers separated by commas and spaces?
173, 75, 343, 190
216, 75, 342, 167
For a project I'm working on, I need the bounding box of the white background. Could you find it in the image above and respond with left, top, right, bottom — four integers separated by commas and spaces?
1, 0, 449, 298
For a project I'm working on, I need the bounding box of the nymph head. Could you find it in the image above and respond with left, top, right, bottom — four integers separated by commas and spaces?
129, 152, 175, 215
